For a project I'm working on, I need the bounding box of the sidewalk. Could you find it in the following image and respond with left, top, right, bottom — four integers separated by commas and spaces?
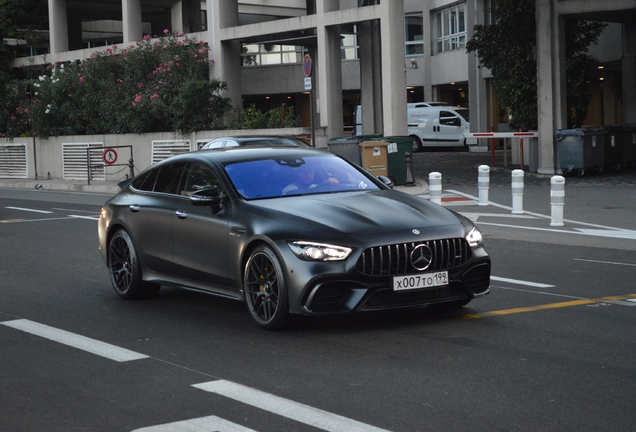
0, 178, 120, 194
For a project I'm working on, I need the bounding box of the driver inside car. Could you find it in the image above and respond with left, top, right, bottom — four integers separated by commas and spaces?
282, 163, 339, 195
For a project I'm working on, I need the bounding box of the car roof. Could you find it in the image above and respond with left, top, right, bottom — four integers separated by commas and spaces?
173, 146, 330, 165
207, 135, 308, 143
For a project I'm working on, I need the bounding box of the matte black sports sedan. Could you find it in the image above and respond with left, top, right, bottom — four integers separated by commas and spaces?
98, 147, 490, 330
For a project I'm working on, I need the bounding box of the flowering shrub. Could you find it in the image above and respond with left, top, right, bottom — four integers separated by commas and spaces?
228, 103, 301, 130
2, 31, 232, 137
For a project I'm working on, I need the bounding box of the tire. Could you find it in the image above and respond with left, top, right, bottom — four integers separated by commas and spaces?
107, 230, 160, 300
243, 245, 290, 330
409, 135, 422, 153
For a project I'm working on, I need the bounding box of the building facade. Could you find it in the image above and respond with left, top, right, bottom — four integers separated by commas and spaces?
11, 0, 636, 174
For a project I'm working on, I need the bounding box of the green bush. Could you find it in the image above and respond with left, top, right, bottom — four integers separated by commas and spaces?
1, 31, 232, 137
228, 103, 301, 130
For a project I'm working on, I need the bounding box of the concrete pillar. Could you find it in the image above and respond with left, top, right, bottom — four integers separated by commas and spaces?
122, 0, 143, 43
173, 0, 202, 34
468, 0, 488, 134
358, 20, 383, 135
421, 3, 433, 102
210, 0, 242, 110
48, 0, 69, 54
623, 22, 636, 123
536, 0, 566, 174
319, 0, 339, 13
317, 23, 344, 139
378, 0, 407, 136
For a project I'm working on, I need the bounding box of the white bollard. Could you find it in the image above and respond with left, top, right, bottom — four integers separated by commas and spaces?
478, 165, 490, 206
550, 175, 565, 226
429, 172, 442, 205
511, 169, 524, 214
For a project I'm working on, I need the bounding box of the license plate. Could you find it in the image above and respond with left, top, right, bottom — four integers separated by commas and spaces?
393, 271, 448, 291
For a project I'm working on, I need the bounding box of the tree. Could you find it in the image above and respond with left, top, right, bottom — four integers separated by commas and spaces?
466, 0, 606, 130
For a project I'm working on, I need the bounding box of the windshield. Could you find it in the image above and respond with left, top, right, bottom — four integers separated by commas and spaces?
455, 108, 469, 122
224, 154, 380, 199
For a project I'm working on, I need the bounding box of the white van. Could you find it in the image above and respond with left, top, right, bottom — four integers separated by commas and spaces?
407, 103, 470, 151
353, 102, 470, 151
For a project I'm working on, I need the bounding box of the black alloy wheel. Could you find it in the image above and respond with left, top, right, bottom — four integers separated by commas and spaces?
244, 245, 290, 330
108, 230, 160, 299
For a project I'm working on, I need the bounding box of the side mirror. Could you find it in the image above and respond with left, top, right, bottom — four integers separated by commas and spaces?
377, 175, 394, 189
190, 188, 223, 207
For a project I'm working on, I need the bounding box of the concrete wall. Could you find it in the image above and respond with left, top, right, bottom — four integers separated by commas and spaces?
0, 127, 310, 182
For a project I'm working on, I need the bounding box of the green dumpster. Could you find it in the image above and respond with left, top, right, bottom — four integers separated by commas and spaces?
382, 136, 417, 185
624, 124, 636, 167
327, 135, 382, 166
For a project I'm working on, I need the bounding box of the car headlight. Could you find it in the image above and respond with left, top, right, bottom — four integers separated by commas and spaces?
465, 226, 483, 248
288, 241, 353, 261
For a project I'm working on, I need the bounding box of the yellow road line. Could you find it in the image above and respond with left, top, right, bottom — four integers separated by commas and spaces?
0, 219, 25, 223
463, 294, 636, 320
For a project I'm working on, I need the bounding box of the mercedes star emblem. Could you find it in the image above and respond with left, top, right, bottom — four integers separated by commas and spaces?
410, 244, 433, 271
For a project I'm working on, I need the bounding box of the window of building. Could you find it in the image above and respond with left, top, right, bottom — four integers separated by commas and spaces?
341, 24, 358, 60
405, 15, 423, 56
240, 44, 307, 66
435, 3, 466, 54
485, 0, 497, 25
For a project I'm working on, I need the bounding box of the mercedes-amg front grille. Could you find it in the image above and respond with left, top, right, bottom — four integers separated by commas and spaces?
356, 238, 471, 276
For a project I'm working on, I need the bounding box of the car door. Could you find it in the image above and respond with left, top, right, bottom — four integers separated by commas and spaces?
124, 162, 187, 274
171, 162, 234, 293
436, 110, 464, 146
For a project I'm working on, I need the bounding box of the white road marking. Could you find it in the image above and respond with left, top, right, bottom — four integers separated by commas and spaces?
491, 276, 555, 288
68, 214, 100, 220
131, 415, 258, 432
573, 258, 636, 267
475, 220, 636, 240
460, 212, 539, 221
5, 206, 53, 214
573, 228, 636, 240
0, 319, 148, 362
193, 380, 392, 432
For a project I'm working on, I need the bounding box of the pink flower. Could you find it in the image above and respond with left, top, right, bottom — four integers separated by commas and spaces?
113, 45, 117, 49
134, 93, 143, 103
163, 29, 169, 35
150, 93, 158, 100
79, 77, 84, 83
143, 35, 150, 41
198, 49, 205, 54
138, 83, 143, 88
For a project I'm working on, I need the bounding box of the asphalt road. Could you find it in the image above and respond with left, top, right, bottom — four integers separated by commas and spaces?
1, 162, 635, 431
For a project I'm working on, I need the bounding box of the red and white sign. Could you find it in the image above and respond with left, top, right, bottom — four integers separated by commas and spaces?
103, 148, 118, 165
303, 54, 312, 77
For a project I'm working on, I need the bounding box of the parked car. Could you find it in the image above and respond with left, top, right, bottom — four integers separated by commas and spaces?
200, 135, 310, 150
98, 147, 491, 330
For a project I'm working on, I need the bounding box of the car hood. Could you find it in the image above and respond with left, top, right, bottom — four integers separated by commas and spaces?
244, 190, 466, 240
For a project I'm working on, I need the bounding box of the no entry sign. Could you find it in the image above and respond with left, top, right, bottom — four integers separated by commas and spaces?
103, 148, 118, 165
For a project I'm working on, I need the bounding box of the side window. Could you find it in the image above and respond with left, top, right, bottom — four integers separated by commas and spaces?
153, 162, 187, 195
206, 140, 224, 149
439, 111, 461, 127
180, 163, 223, 197
130, 168, 159, 192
